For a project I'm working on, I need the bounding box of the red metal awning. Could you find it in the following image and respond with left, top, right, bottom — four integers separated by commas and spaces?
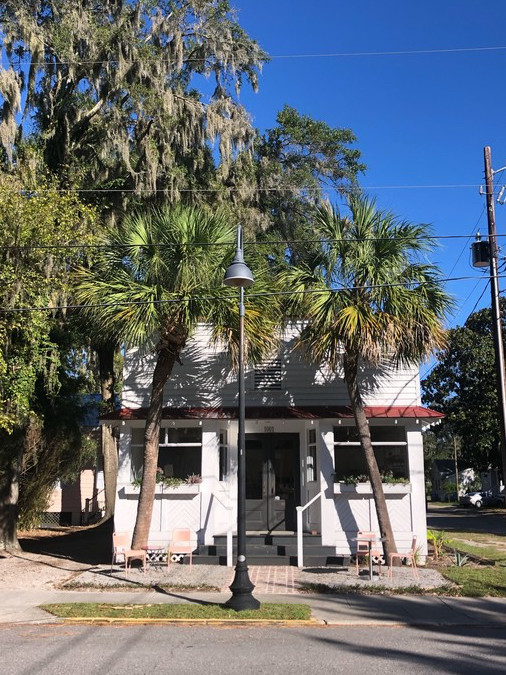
102, 404, 443, 422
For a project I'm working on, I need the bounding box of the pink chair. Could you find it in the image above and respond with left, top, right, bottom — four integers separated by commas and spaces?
388, 535, 419, 579
355, 531, 383, 576
111, 532, 147, 577
167, 528, 194, 569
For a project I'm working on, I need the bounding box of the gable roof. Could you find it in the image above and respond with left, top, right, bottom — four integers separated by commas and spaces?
432, 459, 455, 478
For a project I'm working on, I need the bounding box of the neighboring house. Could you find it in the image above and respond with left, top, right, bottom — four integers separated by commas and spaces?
480, 468, 504, 494
45, 467, 104, 526
104, 324, 443, 564
430, 459, 475, 502
43, 396, 105, 527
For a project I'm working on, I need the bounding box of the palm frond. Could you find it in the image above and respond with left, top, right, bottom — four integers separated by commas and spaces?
286, 193, 453, 370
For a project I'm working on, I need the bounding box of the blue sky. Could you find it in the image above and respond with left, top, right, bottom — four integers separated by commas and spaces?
232, 0, 506, 343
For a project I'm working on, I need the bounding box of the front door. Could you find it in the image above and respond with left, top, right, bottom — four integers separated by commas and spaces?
245, 433, 300, 532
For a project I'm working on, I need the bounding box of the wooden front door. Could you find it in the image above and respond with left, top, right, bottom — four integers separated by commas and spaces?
245, 433, 300, 532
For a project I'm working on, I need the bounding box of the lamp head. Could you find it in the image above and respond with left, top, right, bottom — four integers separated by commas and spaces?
223, 225, 254, 287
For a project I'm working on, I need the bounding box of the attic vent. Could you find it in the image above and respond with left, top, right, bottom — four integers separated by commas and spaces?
254, 359, 282, 390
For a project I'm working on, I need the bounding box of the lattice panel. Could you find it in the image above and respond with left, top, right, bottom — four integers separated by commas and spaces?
158, 496, 201, 533
40, 512, 61, 526
386, 496, 411, 531
335, 495, 371, 531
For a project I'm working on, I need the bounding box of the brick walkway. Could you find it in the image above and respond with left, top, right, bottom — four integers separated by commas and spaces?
223, 566, 299, 594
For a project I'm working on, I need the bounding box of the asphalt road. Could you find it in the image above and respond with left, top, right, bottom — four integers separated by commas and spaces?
1, 623, 505, 674
426, 505, 506, 535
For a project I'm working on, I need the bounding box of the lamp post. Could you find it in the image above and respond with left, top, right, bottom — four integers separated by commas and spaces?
223, 225, 260, 611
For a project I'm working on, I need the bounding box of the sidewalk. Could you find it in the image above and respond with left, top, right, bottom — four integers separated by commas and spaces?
1, 561, 506, 627
2, 587, 506, 627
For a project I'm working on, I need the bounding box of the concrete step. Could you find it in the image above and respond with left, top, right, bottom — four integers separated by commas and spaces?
189, 553, 344, 567
191, 533, 342, 567
213, 533, 324, 546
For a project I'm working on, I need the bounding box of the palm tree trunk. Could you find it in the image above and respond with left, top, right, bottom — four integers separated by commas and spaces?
343, 351, 399, 564
131, 338, 184, 550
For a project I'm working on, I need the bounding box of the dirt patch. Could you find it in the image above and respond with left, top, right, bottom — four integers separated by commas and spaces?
0, 549, 91, 590
0, 520, 113, 590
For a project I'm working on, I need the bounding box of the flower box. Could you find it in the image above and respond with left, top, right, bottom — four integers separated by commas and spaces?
123, 484, 200, 496
333, 482, 411, 495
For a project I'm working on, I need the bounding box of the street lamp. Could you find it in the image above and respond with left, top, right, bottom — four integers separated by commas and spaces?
223, 225, 260, 611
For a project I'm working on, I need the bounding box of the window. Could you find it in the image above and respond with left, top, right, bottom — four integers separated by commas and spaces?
130, 427, 202, 481
333, 425, 408, 481
306, 429, 317, 482
130, 428, 144, 480
219, 430, 229, 481
254, 359, 282, 390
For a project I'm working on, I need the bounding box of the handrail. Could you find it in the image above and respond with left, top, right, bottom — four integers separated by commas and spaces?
296, 489, 325, 568
211, 491, 234, 567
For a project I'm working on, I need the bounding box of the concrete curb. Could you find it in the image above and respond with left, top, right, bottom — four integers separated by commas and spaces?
58, 617, 319, 626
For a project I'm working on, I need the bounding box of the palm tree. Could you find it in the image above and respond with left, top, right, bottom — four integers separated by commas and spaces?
282, 195, 453, 561
74, 205, 280, 549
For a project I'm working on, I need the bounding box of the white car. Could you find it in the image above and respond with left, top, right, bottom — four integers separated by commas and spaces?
459, 490, 505, 508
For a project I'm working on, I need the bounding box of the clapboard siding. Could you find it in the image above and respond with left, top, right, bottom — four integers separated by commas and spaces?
122, 324, 421, 408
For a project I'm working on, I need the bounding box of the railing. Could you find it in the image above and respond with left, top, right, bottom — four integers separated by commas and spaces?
83, 488, 106, 525
296, 489, 325, 568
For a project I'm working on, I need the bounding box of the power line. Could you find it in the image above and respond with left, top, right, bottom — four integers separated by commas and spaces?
440, 163, 506, 326
269, 45, 506, 59
0, 183, 482, 195
468, 279, 492, 317
13, 45, 506, 68
3, 232, 506, 252
1, 272, 503, 314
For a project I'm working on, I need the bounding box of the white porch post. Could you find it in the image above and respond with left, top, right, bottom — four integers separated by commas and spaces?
297, 506, 304, 568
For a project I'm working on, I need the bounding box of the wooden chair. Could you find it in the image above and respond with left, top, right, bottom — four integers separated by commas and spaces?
111, 532, 147, 577
355, 530, 383, 576
167, 528, 194, 569
388, 535, 419, 579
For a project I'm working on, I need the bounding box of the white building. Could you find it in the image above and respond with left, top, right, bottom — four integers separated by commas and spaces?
104, 325, 442, 565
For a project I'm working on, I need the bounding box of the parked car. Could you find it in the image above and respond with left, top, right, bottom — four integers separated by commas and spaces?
459, 490, 505, 508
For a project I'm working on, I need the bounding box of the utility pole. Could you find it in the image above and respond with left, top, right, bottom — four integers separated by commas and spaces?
483, 146, 506, 495
453, 436, 459, 503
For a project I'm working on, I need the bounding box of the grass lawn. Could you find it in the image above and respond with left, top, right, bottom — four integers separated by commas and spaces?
441, 566, 506, 597
41, 602, 312, 621
428, 501, 458, 507
443, 532, 506, 563
429, 528, 506, 597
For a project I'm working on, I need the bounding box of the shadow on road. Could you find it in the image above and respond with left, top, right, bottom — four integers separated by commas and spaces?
426, 504, 506, 537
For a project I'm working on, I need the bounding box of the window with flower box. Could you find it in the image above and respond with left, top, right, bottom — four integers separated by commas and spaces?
333, 425, 408, 482
219, 429, 229, 481
306, 429, 318, 483
131, 427, 202, 481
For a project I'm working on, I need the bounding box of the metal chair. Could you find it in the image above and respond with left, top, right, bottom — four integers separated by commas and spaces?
167, 528, 194, 569
388, 535, 419, 579
111, 532, 147, 577
355, 530, 383, 576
